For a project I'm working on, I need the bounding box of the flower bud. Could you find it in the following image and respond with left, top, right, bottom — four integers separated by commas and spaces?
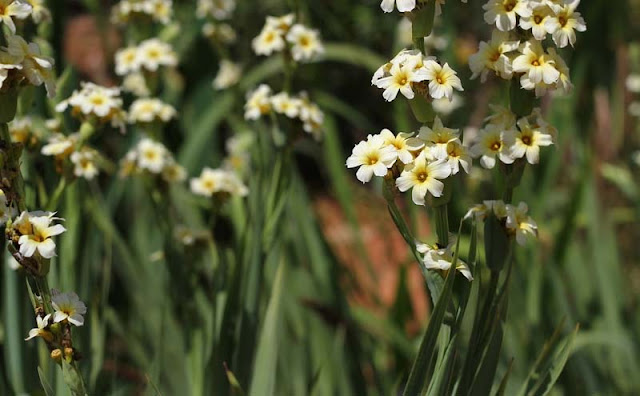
51, 348, 62, 363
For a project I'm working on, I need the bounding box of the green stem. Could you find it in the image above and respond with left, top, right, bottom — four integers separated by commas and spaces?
434, 205, 449, 247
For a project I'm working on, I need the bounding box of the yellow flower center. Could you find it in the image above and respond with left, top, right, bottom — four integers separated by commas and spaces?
521, 135, 532, 146
299, 36, 310, 47
534, 15, 542, 24
265, 32, 275, 43
531, 59, 540, 67
491, 141, 502, 151
558, 16, 567, 27
503, 0, 516, 12
367, 154, 379, 165
417, 171, 428, 182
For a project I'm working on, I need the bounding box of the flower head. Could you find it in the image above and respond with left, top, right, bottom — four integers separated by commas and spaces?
25, 314, 52, 341
470, 125, 516, 169
52, 291, 87, 326
483, 0, 532, 31
346, 133, 397, 183
15, 211, 66, 259
0, 0, 32, 33
511, 117, 554, 164
190, 167, 248, 197
286, 24, 324, 62
506, 202, 538, 245
380, 0, 415, 13
416, 235, 473, 281
396, 151, 451, 205
422, 62, 464, 101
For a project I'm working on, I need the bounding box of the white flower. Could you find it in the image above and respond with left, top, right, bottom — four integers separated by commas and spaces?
190, 167, 248, 197
265, 13, 295, 32
137, 38, 177, 72
41, 133, 77, 157
0, 50, 22, 90
444, 140, 472, 175
432, 93, 463, 115
0, 0, 32, 34
51, 291, 87, 326
25, 314, 51, 341
379, 128, 423, 164
626, 74, 640, 93
418, 116, 460, 159
469, 30, 520, 82
25, 0, 50, 23
128, 98, 176, 124
299, 97, 324, 136
16, 211, 66, 259
6, 34, 55, 97
380, 0, 415, 13
244, 84, 272, 120
137, 138, 168, 173
470, 125, 516, 169
506, 202, 538, 245
212, 60, 241, 90
286, 24, 324, 62
122, 72, 150, 97
511, 117, 554, 164
519, 3, 553, 40
512, 40, 560, 86
463, 200, 507, 221
161, 161, 187, 183
375, 61, 427, 102
252, 26, 285, 56
422, 62, 464, 101
346, 134, 397, 183
115, 46, 140, 76
483, 0, 531, 31
396, 151, 451, 205
416, 235, 473, 281
70, 150, 100, 180
545, 1, 586, 48
57, 82, 124, 125
271, 92, 301, 118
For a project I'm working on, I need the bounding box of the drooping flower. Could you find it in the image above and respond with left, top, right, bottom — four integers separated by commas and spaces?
505, 202, 538, 245
212, 60, 241, 90
416, 235, 473, 281
0, 0, 32, 34
0, 189, 16, 226
24, 314, 52, 341
380, 0, 415, 13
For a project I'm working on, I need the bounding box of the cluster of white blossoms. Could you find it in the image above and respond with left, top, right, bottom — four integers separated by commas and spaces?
128, 98, 176, 124
244, 84, 324, 137
190, 167, 248, 198
0, 31, 56, 97
470, 105, 555, 169
417, 234, 473, 280
39, 133, 103, 180
197, 0, 235, 20
372, 49, 464, 102
25, 291, 86, 343
111, 0, 173, 25
8, 211, 66, 259
120, 138, 186, 183
56, 82, 126, 128
252, 14, 324, 62
347, 117, 472, 205
464, 200, 538, 246
470, 0, 586, 96
114, 38, 178, 76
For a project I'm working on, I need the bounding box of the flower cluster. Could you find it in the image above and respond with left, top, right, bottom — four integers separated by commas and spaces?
470, 0, 586, 96
244, 84, 324, 137
128, 98, 176, 124
347, 117, 472, 205
372, 49, 464, 102
190, 167, 248, 198
464, 200, 538, 246
252, 14, 324, 62
120, 138, 186, 183
470, 105, 555, 169
114, 38, 178, 76
417, 234, 473, 281
0, 33, 55, 97
111, 0, 173, 25
56, 82, 126, 128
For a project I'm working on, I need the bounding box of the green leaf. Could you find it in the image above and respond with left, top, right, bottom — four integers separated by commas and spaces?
402, 253, 457, 395
517, 324, 580, 396
248, 259, 287, 396
38, 366, 55, 396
